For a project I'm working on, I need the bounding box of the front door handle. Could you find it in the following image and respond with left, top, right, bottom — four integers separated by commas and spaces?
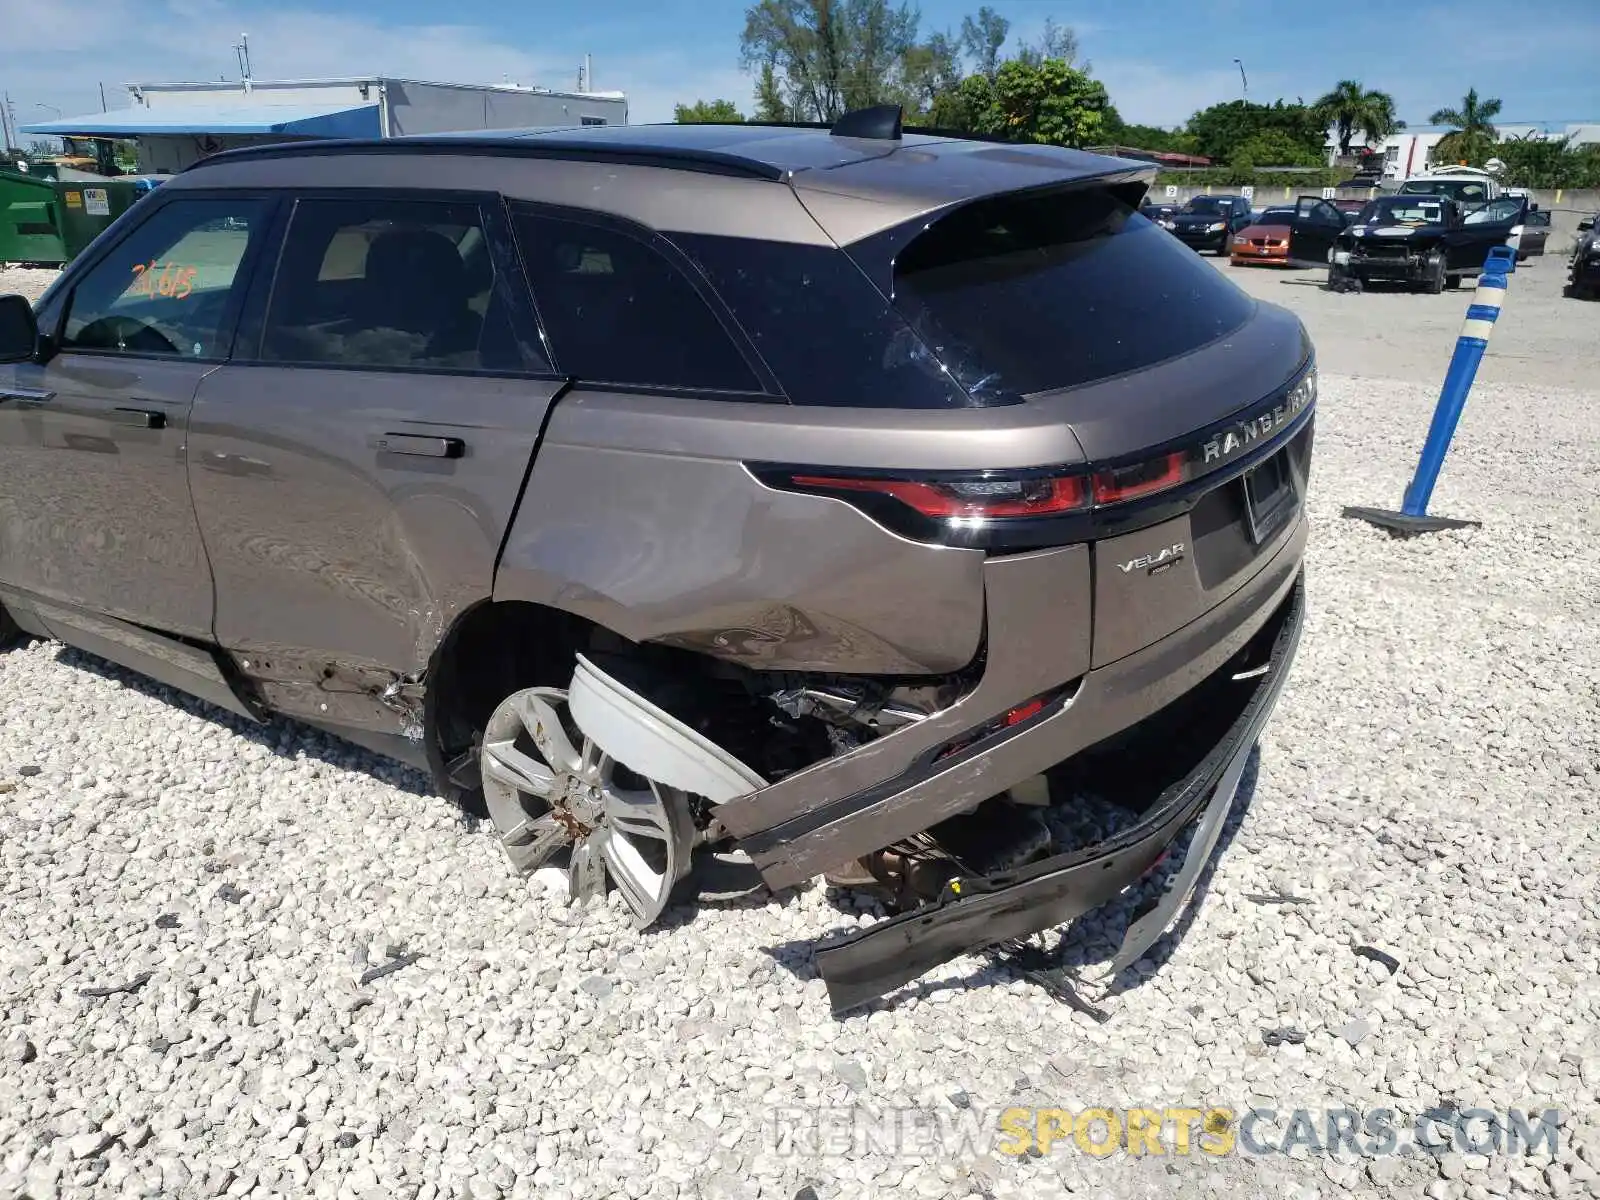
373, 432, 465, 459
0, 386, 55, 405
106, 407, 166, 429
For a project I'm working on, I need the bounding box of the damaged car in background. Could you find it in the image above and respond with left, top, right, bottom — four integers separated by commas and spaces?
1329, 193, 1528, 293
0, 107, 1312, 1013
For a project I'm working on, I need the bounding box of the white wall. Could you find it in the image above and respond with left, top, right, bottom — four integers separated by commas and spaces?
384, 81, 627, 134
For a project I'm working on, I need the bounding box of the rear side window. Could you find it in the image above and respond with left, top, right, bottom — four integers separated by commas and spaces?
889, 188, 1257, 395
671, 234, 975, 408
512, 212, 760, 393
260, 197, 540, 373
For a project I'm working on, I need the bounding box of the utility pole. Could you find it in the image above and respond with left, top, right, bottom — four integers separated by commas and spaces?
0, 91, 14, 151
1233, 58, 1248, 98
99, 82, 107, 112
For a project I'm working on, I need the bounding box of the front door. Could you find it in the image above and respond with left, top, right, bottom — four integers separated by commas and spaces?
187, 192, 563, 739
1287, 198, 1343, 266
0, 195, 270, 638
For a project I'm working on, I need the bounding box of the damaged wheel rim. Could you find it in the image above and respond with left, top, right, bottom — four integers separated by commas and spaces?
480, 686, 694, 927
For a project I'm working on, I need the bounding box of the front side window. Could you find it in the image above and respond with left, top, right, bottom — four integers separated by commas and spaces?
62, 198, 266, 359
512, 212, 760, 392
260, 197, 541, 372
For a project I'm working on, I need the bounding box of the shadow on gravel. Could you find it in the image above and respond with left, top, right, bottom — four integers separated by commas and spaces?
47, 644, 438, 800
759, 747, 1265, 1013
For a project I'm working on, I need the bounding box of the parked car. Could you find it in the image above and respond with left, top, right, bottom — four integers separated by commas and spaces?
1568, 216, 1600, 299
1517, 208, 1551, 259
1231, 197, 1350, 268
1158, 195, 1255, 255
0, 111, 1313, 1012
1329, 193, 1527, 293
1140, 200, 1180, 222
1396, 166, 1502, 206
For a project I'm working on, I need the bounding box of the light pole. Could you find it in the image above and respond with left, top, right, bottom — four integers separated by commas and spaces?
33, 103, 62, 119
1232, 58, 1248, 98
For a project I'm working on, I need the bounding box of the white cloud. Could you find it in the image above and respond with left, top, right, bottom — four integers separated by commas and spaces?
0, 0, 754, 134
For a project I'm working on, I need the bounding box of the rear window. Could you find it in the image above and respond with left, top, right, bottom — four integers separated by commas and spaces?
890, 188, 1256, 396
1400, 179, 1490, 204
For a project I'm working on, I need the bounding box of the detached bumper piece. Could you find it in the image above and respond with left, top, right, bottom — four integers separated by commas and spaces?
814, 574, 1305, 1014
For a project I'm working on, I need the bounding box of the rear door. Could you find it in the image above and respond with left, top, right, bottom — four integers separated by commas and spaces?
1449, 196, 1526, 271
186, 190, 562, 738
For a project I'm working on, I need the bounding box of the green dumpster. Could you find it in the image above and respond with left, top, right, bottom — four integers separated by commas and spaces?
0, 169, 65, 266
0, 172, 147, 266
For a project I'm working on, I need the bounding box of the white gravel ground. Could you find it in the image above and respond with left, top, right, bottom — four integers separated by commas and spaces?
2, 259, 1599, 1200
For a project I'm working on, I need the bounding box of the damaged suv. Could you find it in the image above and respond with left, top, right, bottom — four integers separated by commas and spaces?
0, 109, 1312, 1012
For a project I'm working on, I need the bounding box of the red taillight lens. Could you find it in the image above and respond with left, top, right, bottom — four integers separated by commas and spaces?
789, 472, 1089, 519
1005, 699, 1046, 726
1091, 452, 1186, 505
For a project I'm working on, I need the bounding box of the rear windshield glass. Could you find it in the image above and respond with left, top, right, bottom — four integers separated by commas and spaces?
890, 188, 1256, 396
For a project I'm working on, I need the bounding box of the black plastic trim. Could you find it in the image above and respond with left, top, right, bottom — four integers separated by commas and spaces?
179, 138, 791, 182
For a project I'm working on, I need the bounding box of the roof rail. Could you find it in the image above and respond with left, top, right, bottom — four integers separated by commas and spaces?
178, 136, 789, 181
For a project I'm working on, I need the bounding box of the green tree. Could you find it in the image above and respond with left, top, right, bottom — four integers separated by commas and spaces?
944, 58, 1108, 147
1186, 99, 1326, 164
1100, 106, 1192, 153
959, 6, 1009, 80
753, 63, 793, 121
901, 31, 963, 116
1429, 86, 1502, 140
1490, 134, 1600, 188
1231, 129, 1326, 170
1013, 16, 1084, 71
1430, 129, 1497, 168
1314, 79, 1402, 156
675, 99, 746, 123
740, 0, 922, 122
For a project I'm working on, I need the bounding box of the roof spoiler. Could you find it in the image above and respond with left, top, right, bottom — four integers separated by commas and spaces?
831, 104, 902, 141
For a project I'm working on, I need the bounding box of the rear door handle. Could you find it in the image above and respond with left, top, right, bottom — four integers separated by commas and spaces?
106, 408, 166, 429
0, 386, 55, 405
372, 432, 465, 459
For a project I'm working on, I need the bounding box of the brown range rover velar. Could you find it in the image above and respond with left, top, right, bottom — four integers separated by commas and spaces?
0, 106, 1313, 1013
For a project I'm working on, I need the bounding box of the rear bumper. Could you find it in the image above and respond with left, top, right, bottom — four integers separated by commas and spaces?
718, 508, 1307, 888
815, 570, 1305, 1012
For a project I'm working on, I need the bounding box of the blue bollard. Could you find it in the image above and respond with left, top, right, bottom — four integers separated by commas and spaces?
1344, 243, 1517, 536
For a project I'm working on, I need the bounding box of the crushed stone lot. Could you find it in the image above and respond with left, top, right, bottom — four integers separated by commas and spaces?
3, 256, 1600, 1200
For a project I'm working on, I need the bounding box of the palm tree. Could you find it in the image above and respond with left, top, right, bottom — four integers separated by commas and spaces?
1315, 80, 1403, 156
1429, 87, 1502, 139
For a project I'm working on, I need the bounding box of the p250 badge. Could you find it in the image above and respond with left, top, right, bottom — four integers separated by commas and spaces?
1119, 543, 1185, 574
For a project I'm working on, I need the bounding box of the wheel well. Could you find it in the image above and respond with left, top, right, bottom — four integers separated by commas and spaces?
424, 601, 623, 806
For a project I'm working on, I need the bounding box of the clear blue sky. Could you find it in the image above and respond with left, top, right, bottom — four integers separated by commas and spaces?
5, 0, 1597, 133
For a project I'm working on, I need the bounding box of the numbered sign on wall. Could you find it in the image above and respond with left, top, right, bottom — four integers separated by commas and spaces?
1165, 185, 1178, 198
1322, 187, 1337, 200
1239, 186, 1255, 200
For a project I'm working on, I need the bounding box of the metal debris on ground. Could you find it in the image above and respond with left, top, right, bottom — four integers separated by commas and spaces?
359, 952, 422, 986
1353, 945, 1402, 975
216, 883, 248, 904
1262, 1027, 1307, 1046
1243, 891, 1313, 906
79, 972, 154, 999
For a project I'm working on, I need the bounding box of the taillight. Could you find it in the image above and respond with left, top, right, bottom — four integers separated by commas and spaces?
1091, 452, 1186, 505
787, 472, 1088, 518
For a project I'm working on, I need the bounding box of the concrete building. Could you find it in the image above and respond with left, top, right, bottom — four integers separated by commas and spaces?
1338, 122, 1600, 181
21, 76, 628, 174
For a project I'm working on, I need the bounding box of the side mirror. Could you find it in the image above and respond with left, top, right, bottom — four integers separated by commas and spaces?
1580, 218, 1596, 233
0, 295, 40, 365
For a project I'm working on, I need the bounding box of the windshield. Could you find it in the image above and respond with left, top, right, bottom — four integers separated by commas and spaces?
1184, 197, 1227, 214
890, 188, 1255, 397
1359, 197, 1447, 225
1257, 209, 1295, 225
1399, 179, 1490, 204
